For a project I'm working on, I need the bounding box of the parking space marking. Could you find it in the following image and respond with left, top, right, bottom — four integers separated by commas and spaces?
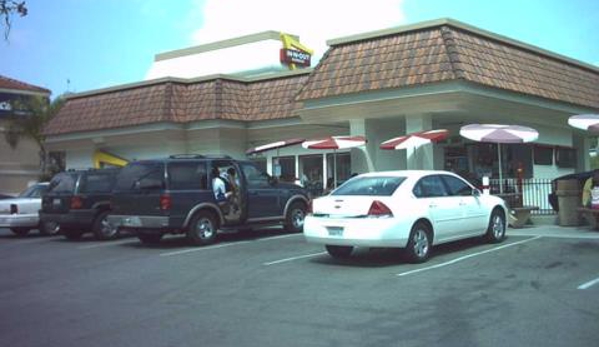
0, 237, 55, 245
397, 236, 542, 277
578, 276, 599, 290
263, 252, 327, 266
159, 241, 253, 257
257, 233, 303, 242
78, 239, 137, 250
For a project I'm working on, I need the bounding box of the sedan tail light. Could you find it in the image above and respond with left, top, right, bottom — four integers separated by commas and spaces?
160, 194, 172, 211
10, 204, 18, 214
70, 196, 83, 209
367, 200, 393, 217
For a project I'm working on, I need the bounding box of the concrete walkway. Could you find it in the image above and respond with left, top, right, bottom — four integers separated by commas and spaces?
509, 215, 599, 239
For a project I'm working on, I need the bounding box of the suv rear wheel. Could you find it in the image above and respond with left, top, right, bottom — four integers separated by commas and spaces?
92, 211, 119, 240
39, 221, 60, 236
186, 211, 218, 246
284, 201, 306, 233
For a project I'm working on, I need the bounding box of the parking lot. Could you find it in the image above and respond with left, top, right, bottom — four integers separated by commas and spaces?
1, 225, 598, 347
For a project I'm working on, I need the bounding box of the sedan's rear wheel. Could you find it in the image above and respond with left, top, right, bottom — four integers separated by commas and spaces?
485, 209, 506, 243
325, 245, 354, 259
404, 222, 432, 263
10, 228, 30, 236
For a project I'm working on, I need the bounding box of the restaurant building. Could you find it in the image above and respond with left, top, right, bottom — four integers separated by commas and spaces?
44, 19, 599, 191
0, 75, 52, 194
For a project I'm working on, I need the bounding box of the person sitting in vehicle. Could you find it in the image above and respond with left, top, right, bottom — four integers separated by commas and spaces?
211, 167, 231, 213
226, 167, 240, 217
582, 169, 599, 208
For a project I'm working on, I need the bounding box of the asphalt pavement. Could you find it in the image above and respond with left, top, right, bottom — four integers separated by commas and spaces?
0, 224, 597, 347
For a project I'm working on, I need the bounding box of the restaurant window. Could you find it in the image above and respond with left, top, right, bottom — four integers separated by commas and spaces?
533, 145, 553, 165
555, 147, 576, 168
299, 154, 323, 196
326, 152, 351, 188
272, 156, 295, 182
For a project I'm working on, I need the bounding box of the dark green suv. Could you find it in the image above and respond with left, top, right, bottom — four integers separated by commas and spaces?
107, 155, 309, 246
40, 168, 120, 240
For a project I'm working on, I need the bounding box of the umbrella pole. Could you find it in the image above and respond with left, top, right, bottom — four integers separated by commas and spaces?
333, 149, 337, 188
498, 144, 503, 194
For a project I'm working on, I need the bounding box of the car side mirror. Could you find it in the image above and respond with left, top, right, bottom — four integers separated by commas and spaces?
472, 188, 481, 197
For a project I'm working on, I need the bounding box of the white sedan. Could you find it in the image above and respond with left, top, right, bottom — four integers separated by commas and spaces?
0, 183, 50, 236
303, 170, 508, 263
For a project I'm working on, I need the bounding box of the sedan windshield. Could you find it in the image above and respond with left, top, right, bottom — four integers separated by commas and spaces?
332, 176, 405, 196
18, 184, 48, 198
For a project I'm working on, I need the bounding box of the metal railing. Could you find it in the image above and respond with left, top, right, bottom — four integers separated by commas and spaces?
489, 178, 554, 215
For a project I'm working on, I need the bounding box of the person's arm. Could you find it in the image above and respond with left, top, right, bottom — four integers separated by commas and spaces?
582, 177, 592, 207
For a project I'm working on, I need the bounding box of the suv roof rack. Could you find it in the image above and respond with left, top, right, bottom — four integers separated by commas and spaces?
168, 154, 233, 160
169, 154, 206, 159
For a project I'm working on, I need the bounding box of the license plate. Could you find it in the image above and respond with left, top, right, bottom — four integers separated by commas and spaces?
123, 216, 142, 227
326, 226, 344, 236
53, 198, 61, 206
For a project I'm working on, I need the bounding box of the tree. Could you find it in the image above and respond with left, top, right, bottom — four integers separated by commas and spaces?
1, 0, 27, 40
5, 95, 65, 180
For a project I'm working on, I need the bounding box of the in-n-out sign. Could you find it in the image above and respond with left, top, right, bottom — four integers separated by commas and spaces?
279, 33, 313, 70
280, 48, 311, 67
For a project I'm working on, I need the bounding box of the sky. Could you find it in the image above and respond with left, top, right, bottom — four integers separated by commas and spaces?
1, 0, 598, 98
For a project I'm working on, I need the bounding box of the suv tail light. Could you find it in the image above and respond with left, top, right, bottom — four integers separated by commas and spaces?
367, 200, 393, 217
70, 196, 83, 209
10, 204, 18, 214
160, 194, 172, 210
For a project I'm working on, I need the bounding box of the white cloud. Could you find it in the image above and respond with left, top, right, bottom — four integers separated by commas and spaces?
188, 0, 406, 60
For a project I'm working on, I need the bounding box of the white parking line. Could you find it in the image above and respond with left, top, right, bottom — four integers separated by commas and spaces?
263, 252, 327, 266
578, 277, 599, 290
397, 236, 542, 277
159, 241, 252, 257
78, 239, 137, 250
257, 233, 302, 242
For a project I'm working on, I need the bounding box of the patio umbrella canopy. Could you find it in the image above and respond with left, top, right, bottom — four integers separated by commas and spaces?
302, 136, 367, 188
459, 124, 539, 193
380, 129, 449, 150
568, 114, 599, 135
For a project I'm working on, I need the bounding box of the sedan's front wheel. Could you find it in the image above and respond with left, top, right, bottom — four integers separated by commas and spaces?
404, 222, 432, 263
485, 209, 506, 243
39, 221, 60, 236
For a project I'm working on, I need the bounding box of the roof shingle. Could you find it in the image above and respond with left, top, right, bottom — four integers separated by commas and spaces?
0, 75, 51, 94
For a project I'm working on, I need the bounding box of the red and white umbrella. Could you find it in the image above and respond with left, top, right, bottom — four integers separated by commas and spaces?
568, 114, 599, 135
302, 135, 367, 187
302, 135, 367, 150
380, 129, 449, 150
460, 124, 538, 192
245, 138, 305, 155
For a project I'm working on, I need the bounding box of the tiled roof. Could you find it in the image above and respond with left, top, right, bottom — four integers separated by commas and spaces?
296, 21, 599, 110
0, 75, 51, 94
45, 73, 309, 135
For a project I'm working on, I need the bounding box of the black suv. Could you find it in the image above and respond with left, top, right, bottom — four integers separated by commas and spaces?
107, 155, 309, 245
40, 168, 120, 240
